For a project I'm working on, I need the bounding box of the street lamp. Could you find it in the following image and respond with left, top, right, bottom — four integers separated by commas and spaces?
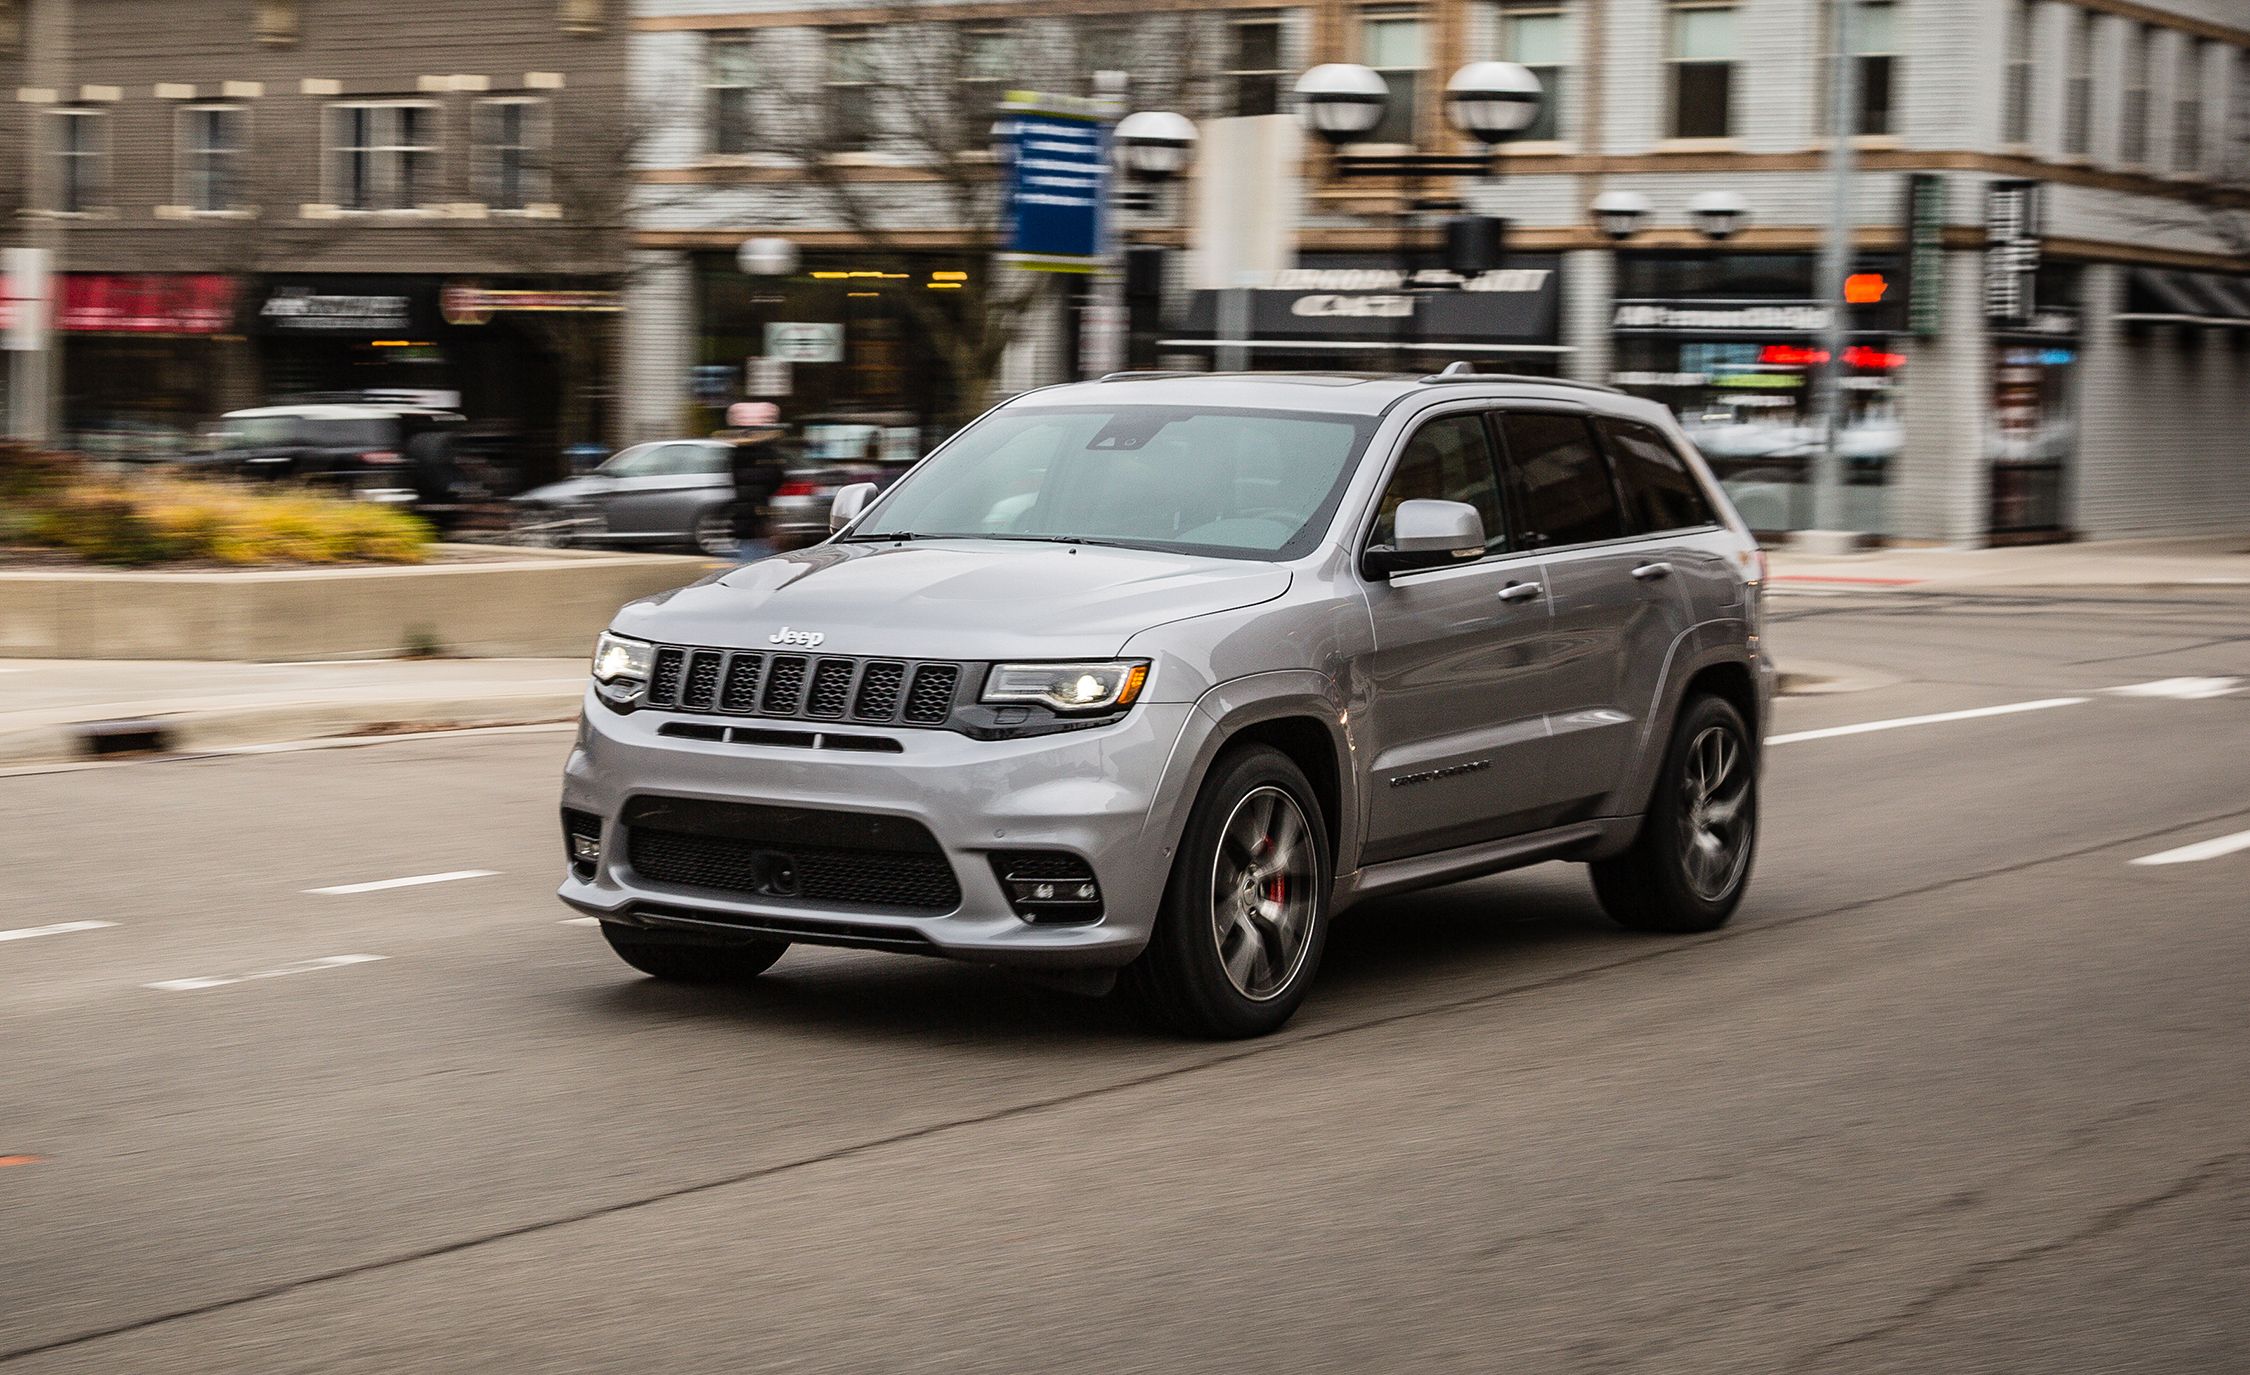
1112, 110, 1197, 212
1689, 189, 1752, 243
736, 236, 800, 278
1291, 60, 1544, 370
1591, 190, 1653, 243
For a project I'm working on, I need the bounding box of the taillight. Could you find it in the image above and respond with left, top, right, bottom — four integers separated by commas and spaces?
1750, 547, 1769, 585
360, 450, 404, 466
775, 481, 816, 498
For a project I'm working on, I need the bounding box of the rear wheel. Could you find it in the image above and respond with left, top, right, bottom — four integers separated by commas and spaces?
1590, 694, 1758, 934
1124, 745, 1331, 1038
601, 922, 788, 983
693, 506, 739, 557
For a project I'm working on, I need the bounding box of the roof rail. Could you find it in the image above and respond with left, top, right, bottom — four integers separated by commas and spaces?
1096, 370, 1204, 382
1416, 366, 1624, 395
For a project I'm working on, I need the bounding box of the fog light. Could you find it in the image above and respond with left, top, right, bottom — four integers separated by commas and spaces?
991, 852, 1103, 923
570, 834, 601, 864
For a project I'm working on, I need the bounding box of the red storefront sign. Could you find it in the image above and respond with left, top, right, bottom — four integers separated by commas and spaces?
58, 274, 239, 335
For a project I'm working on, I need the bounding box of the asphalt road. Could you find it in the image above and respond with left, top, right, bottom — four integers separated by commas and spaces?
3, 587, 2247, 1373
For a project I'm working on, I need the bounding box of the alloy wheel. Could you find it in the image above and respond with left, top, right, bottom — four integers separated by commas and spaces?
1678, 724, 1753, 901
1208, 786, 1319, 1001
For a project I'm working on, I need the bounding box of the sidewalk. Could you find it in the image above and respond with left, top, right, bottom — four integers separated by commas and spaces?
1767, 535, 2250, 592
0, 658, 587, 767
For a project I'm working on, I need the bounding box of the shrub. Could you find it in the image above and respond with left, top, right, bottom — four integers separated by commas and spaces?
5, 465, 433, 568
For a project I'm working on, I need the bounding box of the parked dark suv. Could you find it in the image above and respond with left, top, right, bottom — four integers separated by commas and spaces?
561, 370, 1772, 1037
206, 397, 464, 513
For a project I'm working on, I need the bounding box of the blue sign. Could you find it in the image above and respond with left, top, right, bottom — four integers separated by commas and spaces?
1000, 94, 1108, 274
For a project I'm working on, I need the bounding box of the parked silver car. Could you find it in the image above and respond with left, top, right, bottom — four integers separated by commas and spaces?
559, 371, 1772, 1037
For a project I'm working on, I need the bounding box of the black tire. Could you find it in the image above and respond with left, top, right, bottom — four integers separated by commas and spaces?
1123, 745, 1332, 1039
1591, 694, 1758, 934
693, 505, 739, 557
601, 922, 788, 983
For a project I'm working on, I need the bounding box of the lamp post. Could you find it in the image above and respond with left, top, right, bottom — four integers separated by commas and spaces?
1688, 189, 1751, 243
1591, 190, 1653, 245
1293, 59, 1543, 371
1111, 111, 1198, 370
736, 237, 800, 405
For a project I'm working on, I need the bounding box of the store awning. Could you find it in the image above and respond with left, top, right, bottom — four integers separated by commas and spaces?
2119, 268, 2250, 327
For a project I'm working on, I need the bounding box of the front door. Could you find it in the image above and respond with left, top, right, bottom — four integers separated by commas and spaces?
1359, 410, 1558, 865
606, 444, 730, 538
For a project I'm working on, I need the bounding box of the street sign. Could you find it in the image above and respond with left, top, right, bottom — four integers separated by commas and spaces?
3, 247, 54, 354
691, 365, 734, 405
746, 356, 793, 397
999, 92, 1108, 274
764, 322, 843, 364
1984, 180, 2042, 325
1905, 173, 1947, 339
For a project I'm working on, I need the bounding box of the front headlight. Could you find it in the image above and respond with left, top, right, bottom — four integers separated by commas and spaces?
982, 661, 1150, 714
591, 630, 654, 707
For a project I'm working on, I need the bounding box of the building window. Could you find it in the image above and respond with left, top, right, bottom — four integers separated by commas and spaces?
1361, 10, 1426, 146
560, 0, 605, 34
1668, 2, 1736, 140
50, 108, 106, 213
2003, 0, 2033, 145
1492, 1, 1568, 142
957, 23, 1012, 127
709, 36, 756, 155
2062, 8, 2091, 156
1226, 14, 1287, 118
825, 28, 877, 152
1, 0, 21, 54
254, 0, 298, 46
1078, 16, 1137, 106
2120, 23, 2151, 165
178, 104, 246, 213
326, 102, 438, 211
475, 98, 548, 210
1851, 0, 1897, 136
2173, 39, 2207, 174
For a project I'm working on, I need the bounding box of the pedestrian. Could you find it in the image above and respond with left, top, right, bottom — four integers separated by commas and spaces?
722, 402, 790, 562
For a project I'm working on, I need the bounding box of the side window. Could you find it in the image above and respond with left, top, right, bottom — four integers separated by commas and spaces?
1369, 414, 1507, 554
1600, 419, 1717, 533
685, 445, 733, 476
1498, 411, 1624, 548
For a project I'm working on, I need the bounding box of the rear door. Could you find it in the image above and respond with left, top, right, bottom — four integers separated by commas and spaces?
1358, 409, 1558, 864
605, 443, 727, 537
1495, 409, 1690, 821
1597, 416, 1739, 626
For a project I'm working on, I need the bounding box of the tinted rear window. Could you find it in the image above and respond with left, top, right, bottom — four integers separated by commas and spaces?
1600, 419, 1718, 533
1498, 412, 1625, 548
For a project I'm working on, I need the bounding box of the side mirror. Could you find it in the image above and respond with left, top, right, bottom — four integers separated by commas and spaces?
829, 481, 879, 533
1363, 498, 1487, 577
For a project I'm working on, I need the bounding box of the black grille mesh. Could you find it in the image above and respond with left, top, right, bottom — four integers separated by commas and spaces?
762, 656, 807, 714
630, 828, 962, 912
720, 654, 764, 712
806, 660, 854, 718
904, 665, 959, 724
853, 662, 905, 721
640, 645, 968, 730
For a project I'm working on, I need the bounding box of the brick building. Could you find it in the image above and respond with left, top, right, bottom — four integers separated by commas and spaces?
2, 0, 624, 475
625, 0, 2249, 545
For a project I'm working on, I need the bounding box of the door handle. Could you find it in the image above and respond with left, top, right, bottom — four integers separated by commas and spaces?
1631, 562, 1673, 581
1498, 581, 1544, 604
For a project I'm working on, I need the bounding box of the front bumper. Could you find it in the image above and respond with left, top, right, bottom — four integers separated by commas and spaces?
558, 690, 1204, 969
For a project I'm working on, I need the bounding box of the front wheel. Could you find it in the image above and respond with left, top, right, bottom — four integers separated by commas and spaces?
692, 505, 739, 557
1590, 694, 1758, 934
601, 923, 788, 983
1123, 745, 1332, 1038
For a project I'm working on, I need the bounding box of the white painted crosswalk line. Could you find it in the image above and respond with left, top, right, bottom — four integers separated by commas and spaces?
2131, 830, 2250, 867
147, 954, 388, 992
2107, 678, 2242, 700
307, 870, 498, 896
0, 920, 118, 944
1768, 697, 2087, 746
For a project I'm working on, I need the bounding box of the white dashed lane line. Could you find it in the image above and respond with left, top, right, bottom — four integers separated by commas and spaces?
146, 954, 388, 992
0, 920, 118, 944
307, 870, 499, 896
2107, 677, 2243, 700
1768, 697, 2088, 746
2131, 830, 2250, 867
559, 917, 600, 927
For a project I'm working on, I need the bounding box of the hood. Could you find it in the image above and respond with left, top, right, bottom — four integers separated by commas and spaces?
516, 475, 615, 505
611, 540, 1292, 660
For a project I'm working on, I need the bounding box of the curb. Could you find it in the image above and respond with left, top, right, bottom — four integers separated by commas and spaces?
0, 690, 583, 767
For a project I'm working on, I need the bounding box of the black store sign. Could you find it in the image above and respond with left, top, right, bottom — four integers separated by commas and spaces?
255, 277, 442, 337
1183, 256, 1564, 346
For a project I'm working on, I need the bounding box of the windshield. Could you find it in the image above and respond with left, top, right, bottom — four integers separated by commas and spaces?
852, 405, 1375, 558
223, 416, 398, 450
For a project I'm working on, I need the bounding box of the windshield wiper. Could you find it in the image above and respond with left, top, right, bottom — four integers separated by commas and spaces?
839, 530, 926, 542
978, 534, 1138, 549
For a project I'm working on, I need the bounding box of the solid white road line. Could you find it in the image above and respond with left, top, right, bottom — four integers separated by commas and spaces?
146, 954, 388, 992
307, 870, 498, 896
559, 917, 600, 926
1768, 697, 2089, 746
0, 920, 118, 944
2131, 830, 2250, 867
2107, 677, 2243, 700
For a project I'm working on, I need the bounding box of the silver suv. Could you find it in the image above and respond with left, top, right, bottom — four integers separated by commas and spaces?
560, 372, 1771, 1037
